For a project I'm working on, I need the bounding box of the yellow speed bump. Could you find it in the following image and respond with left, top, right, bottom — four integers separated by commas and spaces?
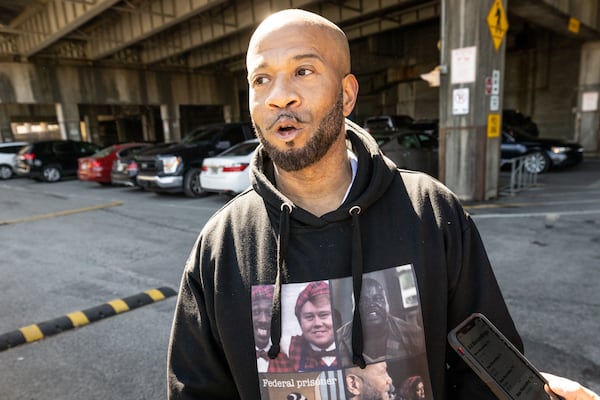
0, 287, 177, 351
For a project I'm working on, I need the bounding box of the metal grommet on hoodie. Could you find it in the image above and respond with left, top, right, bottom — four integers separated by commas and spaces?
349, 205, 361, 215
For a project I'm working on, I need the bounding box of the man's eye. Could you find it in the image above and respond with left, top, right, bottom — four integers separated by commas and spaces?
253, 76, 270, 86
297, 68, 313, 77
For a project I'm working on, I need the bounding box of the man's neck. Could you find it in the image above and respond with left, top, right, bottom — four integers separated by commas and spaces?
274, 138, 352, 217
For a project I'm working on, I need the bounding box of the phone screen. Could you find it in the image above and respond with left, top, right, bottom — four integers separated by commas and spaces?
454, 315, 549, 400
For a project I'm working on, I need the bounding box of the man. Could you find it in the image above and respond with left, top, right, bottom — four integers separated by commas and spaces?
344, 361, 395, 400
167, 8, 583, 400
252, 285, 290, 372
287, 281, 337, 371
337, 278, 424, 366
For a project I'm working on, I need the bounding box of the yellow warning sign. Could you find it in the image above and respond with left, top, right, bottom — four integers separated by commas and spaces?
568, 17, 580, 34
487, 113, 501, 138
487, 0, 509, 50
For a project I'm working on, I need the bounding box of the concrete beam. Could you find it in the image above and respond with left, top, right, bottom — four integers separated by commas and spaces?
140, 0, 319, 65
185, 0, 439, 69
14, 0, 122, 58
87, 0, 228, 60
510, 0, 600, 40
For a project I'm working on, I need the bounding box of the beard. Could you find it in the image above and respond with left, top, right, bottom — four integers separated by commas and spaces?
360, 380, 390, 400
253, 91, 345, 172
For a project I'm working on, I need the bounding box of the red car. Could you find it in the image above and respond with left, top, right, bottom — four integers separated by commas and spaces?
78, 142, 151, 185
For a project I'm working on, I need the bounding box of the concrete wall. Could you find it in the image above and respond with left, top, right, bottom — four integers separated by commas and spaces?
0, 62, 238, 143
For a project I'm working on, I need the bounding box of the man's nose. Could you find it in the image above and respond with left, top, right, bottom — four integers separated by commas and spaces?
266, 76, 300, 109
256, 310, 270, 322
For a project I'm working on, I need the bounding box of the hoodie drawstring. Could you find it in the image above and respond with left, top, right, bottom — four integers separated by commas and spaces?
349, 205, 366, 368
268, 202, 292, 359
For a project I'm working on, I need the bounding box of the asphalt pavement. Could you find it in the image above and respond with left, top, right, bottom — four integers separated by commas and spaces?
0, 156, 598, 399
465, 155, 600, 394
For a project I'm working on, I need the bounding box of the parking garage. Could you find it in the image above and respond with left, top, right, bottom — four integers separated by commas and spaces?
1, 0, 599, 200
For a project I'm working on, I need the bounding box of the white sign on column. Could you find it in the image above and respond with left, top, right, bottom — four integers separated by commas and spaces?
491, 70, 500, 95
451, 47, 477, 84
452, 88, 470, 115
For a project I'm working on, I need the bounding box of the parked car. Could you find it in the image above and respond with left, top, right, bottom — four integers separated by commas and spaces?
502, 109, 539, 137
200, 139, 260, 195
17, 140, 101, 182
0, 141, 28, 180
500, 129, 583, 174
78, 142, 152, 185
135, 122, 255, 197
363, 115, 414, 135
375, 130, 439, 177
410, 118, 439, 137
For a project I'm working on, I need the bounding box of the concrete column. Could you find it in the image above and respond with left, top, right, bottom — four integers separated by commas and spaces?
160, 103, 180, 142
55, 102, 81, 140
0, 105, 13, 142
439, 0, 507, 201
116, 118, 127, 143
576, 41, 600, 153
83, 108, 100, 144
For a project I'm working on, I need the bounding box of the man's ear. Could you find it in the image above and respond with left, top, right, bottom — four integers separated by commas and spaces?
342, 74, 359, 117
345, 373, 362, 396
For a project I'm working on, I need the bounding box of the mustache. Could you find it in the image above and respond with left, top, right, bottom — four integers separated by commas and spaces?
266, 112, 305, 130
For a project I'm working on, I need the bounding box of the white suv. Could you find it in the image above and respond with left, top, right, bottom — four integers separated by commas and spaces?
0, 141, 28, 179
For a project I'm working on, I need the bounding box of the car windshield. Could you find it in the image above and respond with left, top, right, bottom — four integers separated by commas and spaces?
366, 118, 394, 131
220, 141, 259, 156
93, 145, 117, 157
509, 130, 538, 141
181, 127, 222, 144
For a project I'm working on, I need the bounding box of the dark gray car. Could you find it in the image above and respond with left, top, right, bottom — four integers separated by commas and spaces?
375, 130, 438, 178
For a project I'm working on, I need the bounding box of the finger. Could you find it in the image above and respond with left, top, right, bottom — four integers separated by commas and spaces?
541, 372, 600, 400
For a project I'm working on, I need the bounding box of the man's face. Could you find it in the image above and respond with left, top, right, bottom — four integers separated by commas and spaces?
252, 297, 272, 349
298, 295, 334, 349
246, 23, 348, 172
360, 281, 388, 329
347, 362, 394, 400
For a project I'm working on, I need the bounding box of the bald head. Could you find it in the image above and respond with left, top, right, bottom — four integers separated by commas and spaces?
247, 9, 351, 77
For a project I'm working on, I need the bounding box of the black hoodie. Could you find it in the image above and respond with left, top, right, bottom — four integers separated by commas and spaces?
167, 120, 522, 400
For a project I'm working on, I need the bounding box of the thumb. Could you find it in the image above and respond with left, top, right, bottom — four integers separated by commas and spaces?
542, 373, 600, 400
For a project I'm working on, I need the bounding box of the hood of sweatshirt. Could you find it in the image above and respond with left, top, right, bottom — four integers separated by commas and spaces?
248, 119, 398, 368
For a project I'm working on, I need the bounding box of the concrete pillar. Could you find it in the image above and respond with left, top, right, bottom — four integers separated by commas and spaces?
55, 102, 81, 140
0, 105, 13, 142
160, 103, 180, 142
439, 0, 508, 201
141, 111, 151, 142
116, 118, 127, 143
83, 107, 101, 144
576, 41, 600, 153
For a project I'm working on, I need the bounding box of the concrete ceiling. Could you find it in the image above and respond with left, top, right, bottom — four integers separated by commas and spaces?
0, 0, 598, 72
0, 0, 443, 71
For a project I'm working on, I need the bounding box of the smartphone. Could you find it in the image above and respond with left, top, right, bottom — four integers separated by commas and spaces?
448, 313, 564, 400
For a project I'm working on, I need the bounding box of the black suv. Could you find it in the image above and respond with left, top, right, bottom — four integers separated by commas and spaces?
135, 122, 255, 197
17, 140, 100, 182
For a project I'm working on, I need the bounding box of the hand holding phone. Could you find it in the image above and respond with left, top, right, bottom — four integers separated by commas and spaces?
448, 313, 564, 400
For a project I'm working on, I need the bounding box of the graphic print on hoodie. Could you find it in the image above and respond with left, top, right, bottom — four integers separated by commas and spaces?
252, 264, 431, 400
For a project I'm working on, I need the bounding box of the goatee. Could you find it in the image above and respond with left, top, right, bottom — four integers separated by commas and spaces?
253, 91, 345, 172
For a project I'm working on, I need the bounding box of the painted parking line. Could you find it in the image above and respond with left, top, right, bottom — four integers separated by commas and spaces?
471, 209, 600, 219
0, 287, 177, 352
0, 201, 123, 226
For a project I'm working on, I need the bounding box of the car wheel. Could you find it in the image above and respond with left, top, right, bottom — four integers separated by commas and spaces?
0, 165, 13, 180
523, 151, 550, 174
183, 167, 207, 198
42, 165, 62, 182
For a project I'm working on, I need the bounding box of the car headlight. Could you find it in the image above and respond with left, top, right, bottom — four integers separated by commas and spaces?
550, 146, 569, 154
161, 156, 181, 174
